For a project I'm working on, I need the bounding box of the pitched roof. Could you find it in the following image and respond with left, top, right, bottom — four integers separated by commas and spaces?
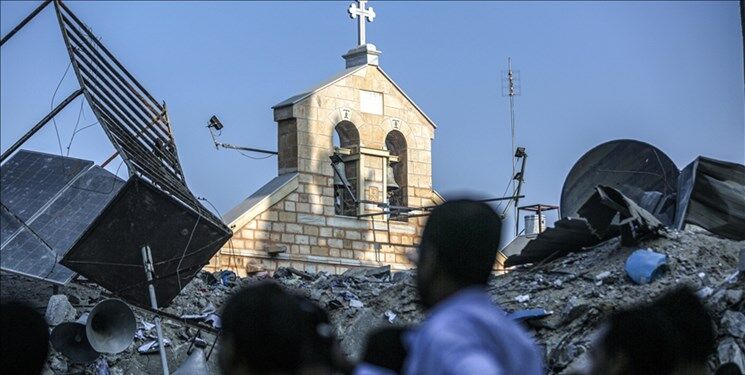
223, 173, 299, 231
272, 65, 366, 109
272, 65, 437, 129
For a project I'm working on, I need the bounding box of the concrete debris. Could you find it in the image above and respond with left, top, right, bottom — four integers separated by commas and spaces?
594, 271, 611, 281
506, 186, 666, 267
508, 308, 553, 322
384, 310, 397, 323
181, 303, 221, 329
137, 338, 172, 354
725, 289, 743, 305
44, 295, 76, 326
718, 337, 745, 373
48, 356, 68, 374
93, 358, 109, 375
561, 296, 591, 325
720, 311, 745, 338
3, 229, 743, 374
579, 185, 664, 246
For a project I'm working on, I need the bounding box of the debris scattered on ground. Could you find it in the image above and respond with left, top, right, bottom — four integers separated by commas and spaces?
2, 229, 742, 374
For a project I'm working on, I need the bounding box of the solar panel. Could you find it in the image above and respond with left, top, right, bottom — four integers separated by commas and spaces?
0, 150, 125, 284
1, 150, 91, 222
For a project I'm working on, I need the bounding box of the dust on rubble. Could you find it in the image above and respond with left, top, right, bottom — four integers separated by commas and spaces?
1, 229, 742, 375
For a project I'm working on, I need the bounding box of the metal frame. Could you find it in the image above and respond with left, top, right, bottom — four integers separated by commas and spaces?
517, 204, 559, 234
0, 89, 84, 163
51, 0, 222, 227
0, 0, 52, 46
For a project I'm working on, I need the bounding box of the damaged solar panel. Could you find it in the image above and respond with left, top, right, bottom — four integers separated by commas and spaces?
0, 150, 125, 284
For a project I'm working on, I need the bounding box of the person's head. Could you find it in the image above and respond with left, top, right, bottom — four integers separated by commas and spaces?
416, 199, 502, 309
360, 326, 409, 373
589, 287, 714, 375
715, 363, 743, 375
219, 281, 336, 375
0, 301, 50, 375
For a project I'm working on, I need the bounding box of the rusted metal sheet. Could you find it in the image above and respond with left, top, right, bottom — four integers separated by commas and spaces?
675, 157, 745, 240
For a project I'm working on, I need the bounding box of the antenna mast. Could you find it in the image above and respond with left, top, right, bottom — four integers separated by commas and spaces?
501, 58, 526, 235
508, 57, 517, 180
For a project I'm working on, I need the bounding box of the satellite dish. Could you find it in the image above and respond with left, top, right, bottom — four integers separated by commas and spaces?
560, 139, 679, 225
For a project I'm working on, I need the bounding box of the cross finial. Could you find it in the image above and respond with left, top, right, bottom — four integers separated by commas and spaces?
348, 0, 376, 46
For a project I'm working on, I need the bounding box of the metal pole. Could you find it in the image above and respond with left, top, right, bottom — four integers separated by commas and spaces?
0, 0, 52, 47
141, 245, 170, 375
0, 89, 84, 163
513, 155, 528, 236
538, 206, 543, 233
217, 142, 278, 155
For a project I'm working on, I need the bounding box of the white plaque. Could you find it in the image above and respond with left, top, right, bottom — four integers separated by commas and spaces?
359, 90, 383, 115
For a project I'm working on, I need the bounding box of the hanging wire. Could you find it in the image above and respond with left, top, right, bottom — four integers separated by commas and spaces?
175, 211, 202, 291
237, 150, 274, 160
65, 98, 97, 156
198, 196, 237, 273
50, 62, 73, 156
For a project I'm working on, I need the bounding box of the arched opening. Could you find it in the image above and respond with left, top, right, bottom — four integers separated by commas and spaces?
333, 121, 359, 216
385, 130, 407, 215
334, 121, 359, 148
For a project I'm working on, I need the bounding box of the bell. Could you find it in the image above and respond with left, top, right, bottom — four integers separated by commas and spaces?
387, 164, 400, 192
333, 161, 349, 187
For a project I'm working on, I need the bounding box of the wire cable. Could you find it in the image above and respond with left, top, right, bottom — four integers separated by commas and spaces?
198, 196, 237, 273
50, 62, 72, 156
65, 98, 92, 156
237, 150, 274, 160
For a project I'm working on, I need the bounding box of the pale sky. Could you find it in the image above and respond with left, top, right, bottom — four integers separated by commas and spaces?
1, 1, 743, 241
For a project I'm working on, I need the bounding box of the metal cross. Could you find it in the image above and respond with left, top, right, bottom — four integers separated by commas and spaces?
348, 0, 376, 46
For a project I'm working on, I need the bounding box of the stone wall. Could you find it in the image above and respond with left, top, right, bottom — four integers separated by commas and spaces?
207, 189, 427, 276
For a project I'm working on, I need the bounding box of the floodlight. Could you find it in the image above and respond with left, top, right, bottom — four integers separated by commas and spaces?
208, 115, 223, 131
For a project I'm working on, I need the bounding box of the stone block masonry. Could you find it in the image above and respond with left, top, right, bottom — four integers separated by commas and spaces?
208, 64, 437, 276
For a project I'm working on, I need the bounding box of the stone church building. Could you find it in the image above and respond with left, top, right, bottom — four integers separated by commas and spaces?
207, 3, 445, 275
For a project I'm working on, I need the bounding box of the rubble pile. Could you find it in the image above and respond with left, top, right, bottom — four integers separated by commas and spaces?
491, 231, 744, 374
266, 229, 744, 374
1, 229, 742, 374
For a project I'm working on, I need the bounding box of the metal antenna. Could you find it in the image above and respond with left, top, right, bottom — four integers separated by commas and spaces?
503, 58, 521, 179
501, 58, 523, 230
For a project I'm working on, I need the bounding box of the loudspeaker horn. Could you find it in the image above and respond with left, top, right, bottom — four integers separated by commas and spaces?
50, 314, 99, 364
172, 348, 209, 375
86, 299, 136, 354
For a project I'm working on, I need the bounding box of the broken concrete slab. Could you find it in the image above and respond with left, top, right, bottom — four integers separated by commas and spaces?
45, 294, 76, 326
342, 265, 391, 280
578, 185, 664, 246
718, 337, 745, 373
720, 311, 745, 338
504, 218, 599, 267
506, 185, 666, 267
